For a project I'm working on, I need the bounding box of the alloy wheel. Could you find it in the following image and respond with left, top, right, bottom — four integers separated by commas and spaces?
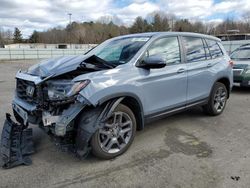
213, 87, 227, 113
98, 111, 133, 154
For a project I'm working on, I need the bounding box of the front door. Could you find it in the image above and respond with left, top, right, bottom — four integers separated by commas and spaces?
138, 36, 188, 116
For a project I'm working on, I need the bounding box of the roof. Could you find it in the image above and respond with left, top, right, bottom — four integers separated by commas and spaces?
216, 33, 250, 36
116, 32, 220, 41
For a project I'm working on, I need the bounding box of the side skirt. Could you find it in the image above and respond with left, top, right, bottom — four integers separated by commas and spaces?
145, 99, 208, 123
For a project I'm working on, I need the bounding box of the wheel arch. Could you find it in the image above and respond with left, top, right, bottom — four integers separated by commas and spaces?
215, 77, 231, 98
98, 93, 145, 131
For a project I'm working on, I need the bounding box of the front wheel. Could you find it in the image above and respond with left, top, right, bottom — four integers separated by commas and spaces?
203, 82, 228, 116
91, 104, 136, 159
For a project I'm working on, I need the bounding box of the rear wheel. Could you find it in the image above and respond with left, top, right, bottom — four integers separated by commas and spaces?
91, 104, 136, 159
203, 82, 228, 116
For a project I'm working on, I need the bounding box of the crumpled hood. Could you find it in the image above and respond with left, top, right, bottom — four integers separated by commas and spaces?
27, 55, 88, 77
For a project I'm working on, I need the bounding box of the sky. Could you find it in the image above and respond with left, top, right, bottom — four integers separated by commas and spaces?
0, 0, 250, 38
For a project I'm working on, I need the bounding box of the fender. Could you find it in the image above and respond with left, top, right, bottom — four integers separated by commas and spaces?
99, 97, 125, 122
75, 97, 125, 158
213, 77, 231, 98
97, 92, 145, 130
97, 92, 143, 110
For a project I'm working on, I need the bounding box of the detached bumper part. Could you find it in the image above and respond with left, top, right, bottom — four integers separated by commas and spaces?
1, 114, 34, 169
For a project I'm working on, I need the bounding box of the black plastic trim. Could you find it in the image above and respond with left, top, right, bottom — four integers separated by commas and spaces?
145, 98, 208, 123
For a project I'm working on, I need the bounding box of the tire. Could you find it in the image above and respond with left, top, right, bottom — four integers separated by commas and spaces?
203, 82, 228, 116
91, 104, 136, 159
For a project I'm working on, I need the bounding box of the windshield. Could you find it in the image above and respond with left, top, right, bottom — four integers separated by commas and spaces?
86, 37, 150, 65
231, 48, 250, 60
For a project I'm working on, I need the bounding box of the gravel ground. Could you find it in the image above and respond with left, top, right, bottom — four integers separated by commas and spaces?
0, 60, 250, 188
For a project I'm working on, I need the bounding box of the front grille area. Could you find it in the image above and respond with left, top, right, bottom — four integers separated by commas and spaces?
16, 78, 38, 104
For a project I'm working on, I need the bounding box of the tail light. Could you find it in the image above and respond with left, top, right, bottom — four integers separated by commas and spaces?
228, 60, 234, 67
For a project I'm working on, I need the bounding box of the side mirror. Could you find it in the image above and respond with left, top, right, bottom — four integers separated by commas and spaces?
137, 55, 166, 69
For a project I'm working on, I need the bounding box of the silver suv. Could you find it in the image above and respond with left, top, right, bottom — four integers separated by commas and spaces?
1, 32, 233, 167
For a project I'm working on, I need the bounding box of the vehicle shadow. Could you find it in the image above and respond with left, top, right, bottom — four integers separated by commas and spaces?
11, 104, 225, 165
86, 107, 206, 162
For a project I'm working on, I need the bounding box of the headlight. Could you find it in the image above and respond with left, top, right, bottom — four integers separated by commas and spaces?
47, 80, 90, 100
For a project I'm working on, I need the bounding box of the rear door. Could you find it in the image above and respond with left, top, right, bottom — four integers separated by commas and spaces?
182, 36, 212, 104
204, 39, 225, 89
139, 36, 188, 116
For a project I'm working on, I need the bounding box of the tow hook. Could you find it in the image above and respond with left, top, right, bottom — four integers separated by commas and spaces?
0, 113, 34, 169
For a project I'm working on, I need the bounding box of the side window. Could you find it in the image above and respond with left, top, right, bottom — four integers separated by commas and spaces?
182, 36, 206, 62
205, 39, 223, 59
147, 37, 181, 65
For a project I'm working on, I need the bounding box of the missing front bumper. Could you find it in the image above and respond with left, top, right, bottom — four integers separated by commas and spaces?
0, 114, 34, 169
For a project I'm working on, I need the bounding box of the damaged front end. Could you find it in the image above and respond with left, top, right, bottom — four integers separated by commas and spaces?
1, 56, 115, 169
1, 77, 89, 168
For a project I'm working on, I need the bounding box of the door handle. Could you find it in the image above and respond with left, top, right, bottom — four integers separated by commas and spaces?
207, 63, 213, 68
177, 68, 186, 73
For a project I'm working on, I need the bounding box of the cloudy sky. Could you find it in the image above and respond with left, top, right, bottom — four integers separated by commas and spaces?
0, 0, 250, 37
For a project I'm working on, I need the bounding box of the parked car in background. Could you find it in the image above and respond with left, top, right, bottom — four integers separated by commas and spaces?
1, 32, 233, 168
231, 44, 250, 87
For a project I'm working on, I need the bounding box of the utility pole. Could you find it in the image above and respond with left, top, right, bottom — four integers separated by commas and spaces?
68, 13, 72, 25
68, 13, 72, 49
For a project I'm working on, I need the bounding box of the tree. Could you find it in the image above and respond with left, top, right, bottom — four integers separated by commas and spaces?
242, 11, 250, 31
5, 29, 13, 44
13, 27, 22, 43
0, 28, 12, 45
174, 19, 193, 32
215, 18, 239, 34
29, 30, 39, 43
130, 17, 151, 33
0, 28, 3, 45
192, 21, 206, 33
152, 13, 170, 31
12, 12, 250, 45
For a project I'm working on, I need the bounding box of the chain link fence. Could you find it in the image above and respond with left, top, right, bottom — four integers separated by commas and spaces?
1, 41, 249, 60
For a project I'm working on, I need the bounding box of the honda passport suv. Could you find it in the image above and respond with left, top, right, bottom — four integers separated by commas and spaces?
1, 32, 233, 168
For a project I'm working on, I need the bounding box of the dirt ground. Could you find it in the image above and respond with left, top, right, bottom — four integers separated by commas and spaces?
0, 60, 250, 188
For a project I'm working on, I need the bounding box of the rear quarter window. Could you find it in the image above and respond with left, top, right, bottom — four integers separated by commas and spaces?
205, 39, 223, 59
182, 36, 206, 63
